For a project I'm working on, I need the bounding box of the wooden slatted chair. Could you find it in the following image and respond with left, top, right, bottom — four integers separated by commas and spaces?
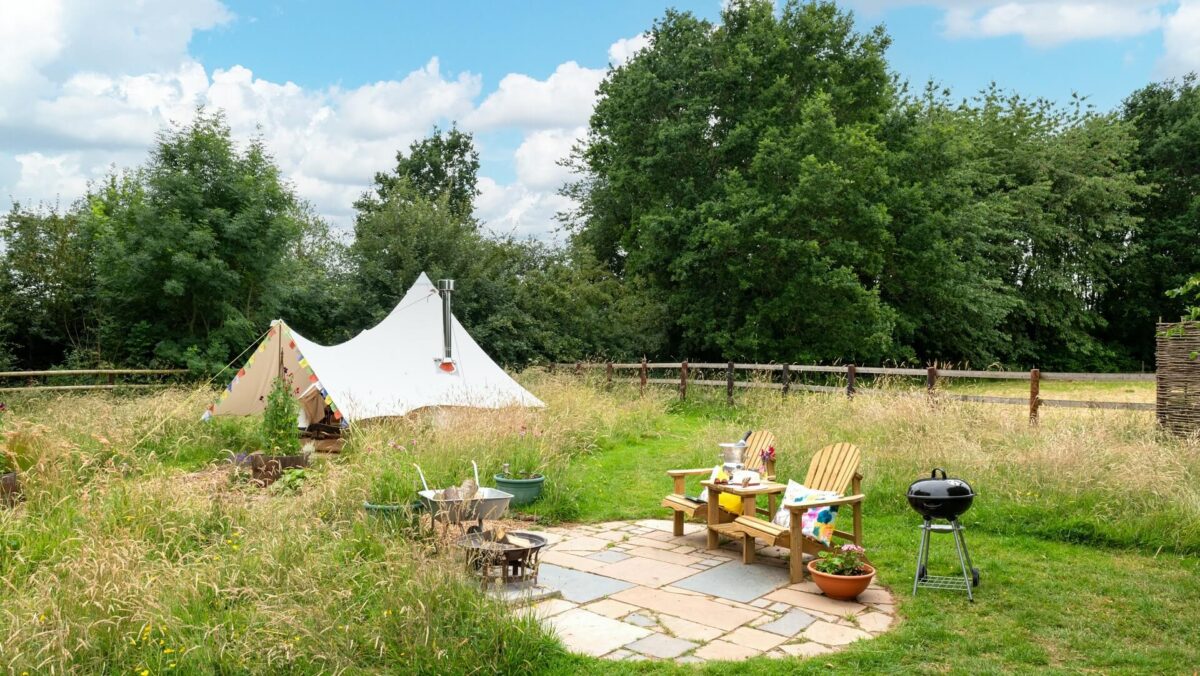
661, 430, 777, 536
726, 442, 864, 582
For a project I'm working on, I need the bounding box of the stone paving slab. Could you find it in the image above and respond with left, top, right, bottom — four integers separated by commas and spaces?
626, 632, 697, 658
523, 520, 897, 664
538, 563, 635, 603
671, 560, 792, 602
595, 557, 699, 588
587, 549, 632, 563
548, 609, 650, 656
757, 608, 817, 637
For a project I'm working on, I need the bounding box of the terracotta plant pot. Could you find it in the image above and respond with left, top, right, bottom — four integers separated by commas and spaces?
807, 560, 875, 601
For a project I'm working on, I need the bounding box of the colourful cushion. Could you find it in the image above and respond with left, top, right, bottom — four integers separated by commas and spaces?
771, 480, 841, 546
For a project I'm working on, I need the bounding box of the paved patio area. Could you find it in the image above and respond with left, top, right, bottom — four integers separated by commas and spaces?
521, 519, 897, 663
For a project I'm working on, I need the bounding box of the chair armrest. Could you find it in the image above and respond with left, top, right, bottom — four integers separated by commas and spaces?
667, 468, 713, 477
785, 494, 865, 511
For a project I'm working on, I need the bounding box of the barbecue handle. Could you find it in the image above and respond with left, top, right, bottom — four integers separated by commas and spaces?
931, 467, 947, 479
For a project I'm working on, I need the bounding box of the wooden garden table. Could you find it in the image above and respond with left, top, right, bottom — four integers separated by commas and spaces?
700, 479, 786, 564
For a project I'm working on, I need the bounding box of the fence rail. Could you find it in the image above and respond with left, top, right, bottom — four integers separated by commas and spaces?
0, 368, 189, 393
558, 361, 1154, 423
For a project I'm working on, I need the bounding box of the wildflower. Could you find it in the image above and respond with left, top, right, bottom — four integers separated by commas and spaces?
168, 663, 176, 669
164, 648, 174, 654
383, 609, 391, 617
141, 670, 149, 676
231, 544, 239, 551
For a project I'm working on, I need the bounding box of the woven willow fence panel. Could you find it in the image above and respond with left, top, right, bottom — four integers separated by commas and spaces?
1156, 321, 1200, 436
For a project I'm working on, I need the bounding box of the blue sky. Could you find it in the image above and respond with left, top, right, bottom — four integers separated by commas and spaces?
1, 1, 1196, 238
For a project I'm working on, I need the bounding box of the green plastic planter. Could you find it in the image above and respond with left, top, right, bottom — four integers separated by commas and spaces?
493, 474, 545, 506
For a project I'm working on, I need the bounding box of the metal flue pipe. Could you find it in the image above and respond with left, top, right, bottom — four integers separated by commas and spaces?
438, 279, 455, 362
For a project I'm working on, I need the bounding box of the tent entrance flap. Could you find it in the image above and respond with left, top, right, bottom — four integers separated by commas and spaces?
206, 321, 345, 424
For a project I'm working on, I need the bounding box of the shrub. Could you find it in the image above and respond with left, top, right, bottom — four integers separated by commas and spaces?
260, 376, 299, 455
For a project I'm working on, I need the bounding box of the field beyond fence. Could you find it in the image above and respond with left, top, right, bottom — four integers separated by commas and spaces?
554, 361, 1157, 424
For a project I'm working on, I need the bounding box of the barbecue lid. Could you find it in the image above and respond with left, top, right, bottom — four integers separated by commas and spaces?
907, 467, 975, 499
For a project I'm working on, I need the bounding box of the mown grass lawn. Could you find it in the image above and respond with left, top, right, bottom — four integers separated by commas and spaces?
530, 397, 1200, 674
1, 376, 1197, 674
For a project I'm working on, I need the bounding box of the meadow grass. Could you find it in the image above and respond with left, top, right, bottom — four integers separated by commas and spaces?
0, 374, 1197, 674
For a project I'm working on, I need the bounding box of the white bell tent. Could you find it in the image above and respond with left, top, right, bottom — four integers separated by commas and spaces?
204, 273, 544, 423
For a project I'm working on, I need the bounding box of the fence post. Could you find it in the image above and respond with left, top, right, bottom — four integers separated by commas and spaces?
726, 361, 735, 406
847, 364, 857, 398
548, 362, 556, 375
640, 357, 648, 396
927, 365, 938, 392
575, 361, 582, 377
108, 373, 116, 387
606, 361, 613, 390
680, 360, 688, 400
1029, 368, 1041, 425
781, 363, 790, 397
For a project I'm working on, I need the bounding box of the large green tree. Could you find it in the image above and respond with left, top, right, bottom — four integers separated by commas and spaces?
1103, 76, 1200, 366
0, 203, 99, 367
567, 0, 898, 362
85, 110, 314, 371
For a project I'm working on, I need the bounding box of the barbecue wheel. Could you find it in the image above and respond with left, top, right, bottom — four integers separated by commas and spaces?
971, 567, 981, 587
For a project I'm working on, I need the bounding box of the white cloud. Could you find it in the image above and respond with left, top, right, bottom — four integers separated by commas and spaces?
13, 152, 90, 203
514, 127, 583, 191
465, 61, 605, 130
475, 177, 573, 241
845, 1, 1168, 46
608, 33, 650, 65
0, 4, 649, 240
942, 2, 1163, 46
1159, 0, 1200, 76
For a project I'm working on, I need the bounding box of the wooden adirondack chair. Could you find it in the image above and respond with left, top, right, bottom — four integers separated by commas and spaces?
725, 442, 864, 583
661, 430, 777, 536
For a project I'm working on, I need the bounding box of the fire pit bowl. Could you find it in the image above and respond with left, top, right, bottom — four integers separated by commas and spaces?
454, 529, 548, 588
907, 467, 975, 520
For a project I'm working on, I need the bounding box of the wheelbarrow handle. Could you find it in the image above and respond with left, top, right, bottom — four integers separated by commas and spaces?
413, 464, 430, 492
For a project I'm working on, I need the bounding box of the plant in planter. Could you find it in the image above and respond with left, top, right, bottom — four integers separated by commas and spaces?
250, 376, 308, 486
364, 465, 426, 532
807, 544, 876, 601
494, 461, 546, 507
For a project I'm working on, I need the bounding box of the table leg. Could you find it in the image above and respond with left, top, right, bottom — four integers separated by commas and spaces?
706, 488, 719, 550
741, 494, 757, 564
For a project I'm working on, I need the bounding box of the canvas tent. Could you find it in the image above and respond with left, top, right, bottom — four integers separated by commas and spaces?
205, 273, 544, 423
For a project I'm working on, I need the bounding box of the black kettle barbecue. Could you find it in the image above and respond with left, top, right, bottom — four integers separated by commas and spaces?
908, 468, 980, 600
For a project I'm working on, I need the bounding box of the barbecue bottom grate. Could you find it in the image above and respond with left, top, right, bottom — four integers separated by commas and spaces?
916, 575, 970, 591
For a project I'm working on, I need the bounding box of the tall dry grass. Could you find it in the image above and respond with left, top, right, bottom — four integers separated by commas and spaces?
0, 374, 1196, 673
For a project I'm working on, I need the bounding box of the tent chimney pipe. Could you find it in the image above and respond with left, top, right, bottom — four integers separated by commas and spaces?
438, 279, 454, 362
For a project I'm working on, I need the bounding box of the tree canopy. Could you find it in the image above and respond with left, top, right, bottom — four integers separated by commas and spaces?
1, 1, 1195, 374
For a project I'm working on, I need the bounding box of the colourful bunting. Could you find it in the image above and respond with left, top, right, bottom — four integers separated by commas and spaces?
299, 358, 309, 369
238, 368, 246, 377
201, 411, 212, 422
289, 340, 296, 349
324, 395, 333, 405
309, 374, 318, 382
333, 410, 342, 421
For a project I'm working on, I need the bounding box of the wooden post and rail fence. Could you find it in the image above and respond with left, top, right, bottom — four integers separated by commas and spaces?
0, 369, 189, 393
553, 361, 1156, 424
